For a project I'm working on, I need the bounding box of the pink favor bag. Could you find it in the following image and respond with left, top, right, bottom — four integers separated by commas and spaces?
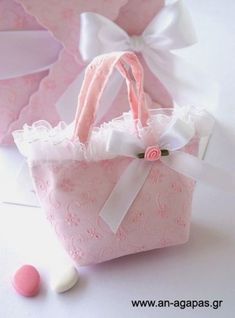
14, 52, 203, 266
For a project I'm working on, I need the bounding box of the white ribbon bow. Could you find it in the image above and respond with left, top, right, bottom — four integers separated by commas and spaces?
0, 1, 217, 124
99, 113, 235, 233
58, 0, 217, 122
78, 0, 216, 108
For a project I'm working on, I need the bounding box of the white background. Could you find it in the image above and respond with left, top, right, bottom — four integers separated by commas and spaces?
0, 0, 235, 317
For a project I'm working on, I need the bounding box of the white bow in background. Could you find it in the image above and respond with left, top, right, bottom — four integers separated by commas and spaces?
0, 0, 217, 123
57, 0, 217, 122
79, 0, 200, 105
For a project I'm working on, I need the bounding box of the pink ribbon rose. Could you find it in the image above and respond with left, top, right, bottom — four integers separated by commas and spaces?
144, 146, 161, 161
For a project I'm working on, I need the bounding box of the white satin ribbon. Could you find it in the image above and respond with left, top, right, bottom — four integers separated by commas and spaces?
99, 159, 152, 233
161, 152, 235, 192
0, 31, 62, 79
100, 116, 235, 233
78, 0, 217, 110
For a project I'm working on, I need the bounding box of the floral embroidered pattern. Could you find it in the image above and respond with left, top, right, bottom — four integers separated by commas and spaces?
31, 150, 197, 266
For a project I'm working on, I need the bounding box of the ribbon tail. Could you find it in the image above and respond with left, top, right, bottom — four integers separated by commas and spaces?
0, 31, 62, 79
99, 160, 152, 233
56, 68, 86, 123
161, 151, 235, 193
56, 67, 124, 124
142, 48, 218, 111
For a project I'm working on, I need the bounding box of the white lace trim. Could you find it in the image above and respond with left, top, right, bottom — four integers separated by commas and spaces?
13, 107, 214, 162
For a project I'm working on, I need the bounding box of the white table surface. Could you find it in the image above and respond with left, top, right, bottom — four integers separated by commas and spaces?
1, 0, 235, 317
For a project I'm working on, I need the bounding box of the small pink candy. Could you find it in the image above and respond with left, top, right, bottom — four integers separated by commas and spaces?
144, 146, 161, 161
13, 265, 40, 297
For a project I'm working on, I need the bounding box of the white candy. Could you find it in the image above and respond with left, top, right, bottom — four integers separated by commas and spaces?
50, 265, 79, 293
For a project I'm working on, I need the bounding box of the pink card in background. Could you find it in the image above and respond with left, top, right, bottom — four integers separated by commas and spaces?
0, 0, 167, 145
0, 0, 47, 144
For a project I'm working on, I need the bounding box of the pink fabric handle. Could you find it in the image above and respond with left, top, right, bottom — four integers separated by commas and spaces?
73, 52, 149, 143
